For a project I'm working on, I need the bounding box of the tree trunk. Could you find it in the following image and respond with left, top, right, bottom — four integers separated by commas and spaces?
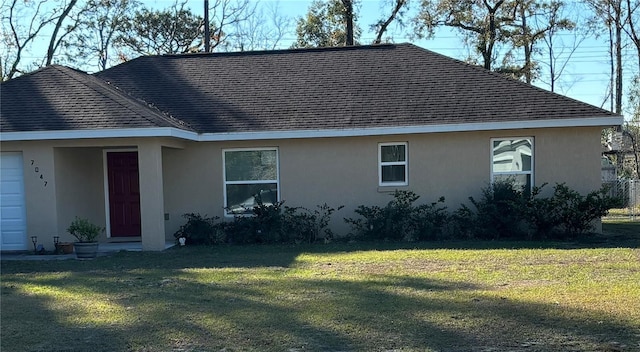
342, 0, 354, 46
204, 0, 211, 52
615, 0, 623, 114
482, 0, 505, 70
609, 22, 615, 113
548, 37, 555, 91
521, 5, 532, 84
626, 0, 640, 71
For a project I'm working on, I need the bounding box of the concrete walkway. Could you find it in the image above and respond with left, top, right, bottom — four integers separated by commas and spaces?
0, 242, 175, 260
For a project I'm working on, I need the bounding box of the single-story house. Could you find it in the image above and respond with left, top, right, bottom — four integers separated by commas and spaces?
0, 44, 623, 251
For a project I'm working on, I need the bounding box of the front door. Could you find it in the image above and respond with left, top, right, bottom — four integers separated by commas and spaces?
107, 152, 141, 237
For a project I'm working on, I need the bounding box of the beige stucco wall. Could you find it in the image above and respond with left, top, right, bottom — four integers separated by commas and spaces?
0, 126, 605, 250
54, 147, 106, 242
535, 127, 602, 194
162, 143, 222, 238
1, 141, 58, 249
1, 138, 179, 250
137, 140, 167, 250
160, 126, 605, 238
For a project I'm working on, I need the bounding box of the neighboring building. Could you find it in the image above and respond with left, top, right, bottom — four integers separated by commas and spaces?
0, 44, 623, 251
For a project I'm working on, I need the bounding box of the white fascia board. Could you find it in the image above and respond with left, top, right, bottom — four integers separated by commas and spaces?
0, 127, 199, 142
198, 116, 623, 141
0, 116, 623, 142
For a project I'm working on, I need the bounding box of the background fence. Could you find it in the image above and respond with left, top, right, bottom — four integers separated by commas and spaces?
603, 179, 640, 218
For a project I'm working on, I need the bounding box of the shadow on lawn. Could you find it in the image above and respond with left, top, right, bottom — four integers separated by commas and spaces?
2, 268, 637, 351
0, 282, 132, 351
2, 229, 639, 275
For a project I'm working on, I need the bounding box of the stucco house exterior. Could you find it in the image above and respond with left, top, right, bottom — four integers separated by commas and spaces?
0, 44, 623, 251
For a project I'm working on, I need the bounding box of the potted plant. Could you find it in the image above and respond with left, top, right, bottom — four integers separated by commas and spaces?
67, 217, 103, 259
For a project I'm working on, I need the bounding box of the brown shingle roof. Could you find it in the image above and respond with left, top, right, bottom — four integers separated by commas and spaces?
0, 65, 193, 133
95, 43, 618, 134
2, 44, 618, 135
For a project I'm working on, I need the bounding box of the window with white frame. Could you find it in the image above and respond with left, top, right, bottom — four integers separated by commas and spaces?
379, 142, 408, 186
223, 148, 279, 215
491, 138, 533, 190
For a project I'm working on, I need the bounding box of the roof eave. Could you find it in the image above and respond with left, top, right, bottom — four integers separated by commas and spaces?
197, 116, 623, 141
0, 127, 199, 142
0, 116, 623, 142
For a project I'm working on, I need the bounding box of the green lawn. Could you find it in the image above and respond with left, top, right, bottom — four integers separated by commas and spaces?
2, 226, 639, 352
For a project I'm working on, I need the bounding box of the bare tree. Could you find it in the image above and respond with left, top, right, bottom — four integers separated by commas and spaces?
207, 0, 257, 51
0, 0, 103, 79
587, 0, 625, 114
624, 76, 640, 178
588, 0, 636, 179
230, 1, 291, 51
2, 0, 61, 80
623, 0, 639, 71
536, 2, 585, 92
615, 0, 624, 114
69, 0, 140, 71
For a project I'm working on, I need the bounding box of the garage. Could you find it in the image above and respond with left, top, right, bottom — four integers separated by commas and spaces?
1, 152, 27, 251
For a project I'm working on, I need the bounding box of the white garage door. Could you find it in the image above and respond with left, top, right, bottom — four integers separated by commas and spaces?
1, 152, 27, 251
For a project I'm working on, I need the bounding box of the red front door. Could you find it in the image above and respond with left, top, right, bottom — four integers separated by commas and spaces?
107, 152, 141, 237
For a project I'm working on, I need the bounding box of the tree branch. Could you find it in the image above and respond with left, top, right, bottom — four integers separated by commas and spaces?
373, 0, 406, 44
46, 0, 78, 66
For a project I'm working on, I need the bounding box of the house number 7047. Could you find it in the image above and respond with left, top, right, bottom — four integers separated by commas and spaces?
29, 160, 47, 187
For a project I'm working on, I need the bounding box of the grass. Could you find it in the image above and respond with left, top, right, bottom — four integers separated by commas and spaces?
2, 222, 639, 352
606, 207, 640, 218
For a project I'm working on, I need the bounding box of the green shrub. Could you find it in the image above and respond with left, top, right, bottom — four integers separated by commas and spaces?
463, 180, 530, 240
445, 206, 477, 240
249, 200, 286, 243
173, 213, 223, 245
282, 204, 344, 244
524, 183, 562, 239
551, 183, 622, 236
220, 195, 284, 244
410, 196, 450, 241
175, 183, 621, 246
345, 190, 447, 241
224, 200, 343, 244
67, 217, 103, 242
454, 181, 622, 240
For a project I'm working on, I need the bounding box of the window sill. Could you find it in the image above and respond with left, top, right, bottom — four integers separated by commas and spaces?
377, 185, 408, 193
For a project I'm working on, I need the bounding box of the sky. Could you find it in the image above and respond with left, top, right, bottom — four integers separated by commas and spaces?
143, 0, 637, 117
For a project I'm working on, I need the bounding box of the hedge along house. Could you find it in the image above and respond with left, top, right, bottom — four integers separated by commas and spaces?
0, 44, 622, 251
